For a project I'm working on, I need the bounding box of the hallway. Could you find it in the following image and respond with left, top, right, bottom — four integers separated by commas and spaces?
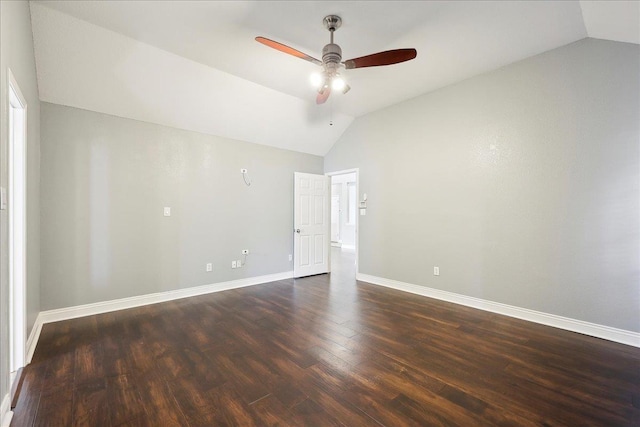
329, 246, 356, 283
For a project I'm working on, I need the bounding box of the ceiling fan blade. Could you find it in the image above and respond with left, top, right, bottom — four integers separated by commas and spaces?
316, 86, 331, 104
255, 37, 322, 66
343, 48, 417, 69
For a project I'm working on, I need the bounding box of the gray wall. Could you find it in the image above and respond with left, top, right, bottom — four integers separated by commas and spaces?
40, 103, 322, 310
0, 0, 41, 407
325, 38, 640, 333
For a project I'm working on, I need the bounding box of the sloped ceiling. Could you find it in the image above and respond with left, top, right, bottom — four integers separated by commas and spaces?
29, 1, 639, 156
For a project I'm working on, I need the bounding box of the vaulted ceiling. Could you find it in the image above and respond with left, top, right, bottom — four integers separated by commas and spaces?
29, 1, 640, 156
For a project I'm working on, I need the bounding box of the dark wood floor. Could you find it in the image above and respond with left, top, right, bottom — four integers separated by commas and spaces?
11, 249, 640, 426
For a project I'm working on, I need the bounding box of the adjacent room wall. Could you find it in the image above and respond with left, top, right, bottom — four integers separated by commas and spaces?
40, 103, 322, 310
0, 0, 41, 415
325, 38, 640, 333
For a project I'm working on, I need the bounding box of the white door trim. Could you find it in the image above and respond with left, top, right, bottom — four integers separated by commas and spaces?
7, 68, 28, 373
326, 168, 359, 275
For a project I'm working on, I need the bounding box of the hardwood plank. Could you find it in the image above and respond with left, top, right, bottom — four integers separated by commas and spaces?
106, 374, 146, 426
31, 350, 76, 426
33, 382, 73, 427
213, 352, 271, 405
388, 392, 481, 427
10, 367, 25, 409
136, 373, 188, 427
249, 393, 300, 427
74, 337, 104, 386
10, 362, 46, 427
165, 375, 221, 426
205, 383, 260, 426
291, 398, 346, 427
71, 378, 109, 427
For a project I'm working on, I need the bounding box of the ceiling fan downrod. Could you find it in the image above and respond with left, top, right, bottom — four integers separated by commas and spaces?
322, 15, 343, 73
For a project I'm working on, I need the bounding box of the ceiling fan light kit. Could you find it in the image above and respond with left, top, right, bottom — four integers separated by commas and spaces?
256, 15, 417, 104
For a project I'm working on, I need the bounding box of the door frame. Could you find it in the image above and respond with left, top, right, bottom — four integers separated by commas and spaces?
7, 68, 28, 374
330, 190, 341, 246
326, 168, 359, 275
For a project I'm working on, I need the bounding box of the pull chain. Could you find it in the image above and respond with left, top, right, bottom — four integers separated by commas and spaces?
329, 27, 336, 127
329, 97, 334, 126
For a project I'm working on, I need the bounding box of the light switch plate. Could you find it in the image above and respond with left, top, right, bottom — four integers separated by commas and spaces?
0, 187, 6, 210
163, 207, 171, 217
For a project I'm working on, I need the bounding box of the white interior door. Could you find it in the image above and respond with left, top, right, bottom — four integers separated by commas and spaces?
294, 172, 330, 278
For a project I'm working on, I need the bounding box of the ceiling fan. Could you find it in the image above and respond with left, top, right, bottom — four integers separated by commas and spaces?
256, 15, 417, 105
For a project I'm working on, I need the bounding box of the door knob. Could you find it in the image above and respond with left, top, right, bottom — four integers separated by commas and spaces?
295, 229, 301, 233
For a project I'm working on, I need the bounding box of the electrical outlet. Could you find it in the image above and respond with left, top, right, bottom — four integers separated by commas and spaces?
237, 259, 242, 268
240, 168, 248, 174
241, 249, 249, 255
206, 263, 213, 272
434, 266, 440, 276
232, 261, 237, 269
288, 254, 292, 261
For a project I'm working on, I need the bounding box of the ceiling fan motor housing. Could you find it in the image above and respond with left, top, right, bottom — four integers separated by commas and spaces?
322, 43, 342, 69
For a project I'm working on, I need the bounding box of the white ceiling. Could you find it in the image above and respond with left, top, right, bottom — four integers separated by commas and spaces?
29, 1, 640, 156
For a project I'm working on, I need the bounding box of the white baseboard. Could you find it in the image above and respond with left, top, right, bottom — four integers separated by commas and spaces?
26, 314, 44, 364
27, 271, 294, 359
357, 273, 640, 348
0, 393, 12, 427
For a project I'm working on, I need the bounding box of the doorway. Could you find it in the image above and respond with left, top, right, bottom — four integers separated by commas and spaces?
327, 169, 359, 277
8, 69, 27, 375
